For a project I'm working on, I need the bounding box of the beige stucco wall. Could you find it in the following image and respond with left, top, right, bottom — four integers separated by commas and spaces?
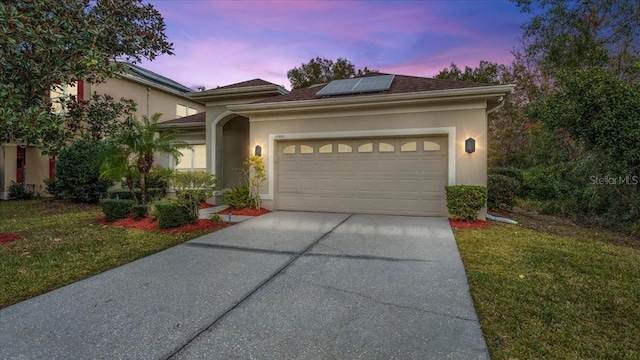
90, 77, 204, 122
248, 100, 489, 216
0, 145, 50, 199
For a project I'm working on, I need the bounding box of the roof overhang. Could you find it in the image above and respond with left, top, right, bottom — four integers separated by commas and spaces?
189, 84, 289, 103
118, 72, 202, 103
229, 84, 515, 116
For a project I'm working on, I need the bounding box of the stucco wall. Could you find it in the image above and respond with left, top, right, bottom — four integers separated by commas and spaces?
248, 100, 488, 214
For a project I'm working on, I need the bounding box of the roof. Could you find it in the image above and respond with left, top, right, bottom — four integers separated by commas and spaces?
208, 79, 279, 91
159, 112, 205, 127
253, 74, 491, 104
121, 63, 194, 93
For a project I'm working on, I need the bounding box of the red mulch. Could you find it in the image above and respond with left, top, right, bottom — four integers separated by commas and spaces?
217, 208, 271, 216
449, 219, 490, 230
488, 209, 511, 218
199, 201, 216, 209
97, 216, 230, 233
0, 233, 22, 245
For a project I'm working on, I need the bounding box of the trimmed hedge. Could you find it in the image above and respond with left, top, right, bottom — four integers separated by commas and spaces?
155, 200, 194, 229
445, 185, 487, 220
106, 188, 164, 201
100, 199, 134, 222
224, 185, 253, 209
131, 204, 149, 219
55, 139, 112, 203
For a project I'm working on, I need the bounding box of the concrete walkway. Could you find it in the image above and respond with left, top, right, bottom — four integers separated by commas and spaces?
0, 212, 488, 359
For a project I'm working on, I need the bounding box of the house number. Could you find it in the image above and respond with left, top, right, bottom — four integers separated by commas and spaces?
274, 135, 285, 139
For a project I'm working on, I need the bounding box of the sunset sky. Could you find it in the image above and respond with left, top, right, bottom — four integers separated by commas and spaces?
139, 0, 530, 90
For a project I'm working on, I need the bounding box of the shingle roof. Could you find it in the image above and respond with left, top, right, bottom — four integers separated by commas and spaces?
160, 112, 205, 126
253, 74, 491, 104
210, 79, 278, 91
123, 63, 194, 93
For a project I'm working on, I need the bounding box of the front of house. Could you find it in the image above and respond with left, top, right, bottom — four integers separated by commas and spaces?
162, 74, 513, 218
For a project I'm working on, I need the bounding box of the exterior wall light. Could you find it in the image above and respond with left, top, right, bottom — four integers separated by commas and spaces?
254, 145, 262, 157
465, 138, 476, 154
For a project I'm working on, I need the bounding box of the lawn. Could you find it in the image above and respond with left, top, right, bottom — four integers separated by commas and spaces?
0, 199, 224, 309
455, 210, 640, 359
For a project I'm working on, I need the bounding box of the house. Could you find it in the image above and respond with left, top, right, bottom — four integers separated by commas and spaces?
160, 73, 514, 218
0, 63, 205, 200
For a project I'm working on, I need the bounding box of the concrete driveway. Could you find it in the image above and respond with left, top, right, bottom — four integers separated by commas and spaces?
0, 212, 488, 359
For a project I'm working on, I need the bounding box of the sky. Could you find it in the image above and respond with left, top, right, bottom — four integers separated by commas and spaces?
139, 0, 530, 91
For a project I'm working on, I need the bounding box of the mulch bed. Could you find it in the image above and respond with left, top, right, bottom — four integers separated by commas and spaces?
0, 233, 22, 245
199, 201, 217, 209
217, 208, 271, 216
449, 219, 490, 230
97, 216, 230, 233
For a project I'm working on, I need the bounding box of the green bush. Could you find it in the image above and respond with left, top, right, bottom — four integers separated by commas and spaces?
55, 139, 112, 203
131, 204, 149, 219
487, 174, 521, 210
107, 188, 164, 201
488, 167, 524, 185
172, 171, 217, 220
445, 185, 487, 220
43, 178, 60, 198
155, 200, 194, 229
224, 185, 253, 209
8, 181, 35, 200
100, 199, 134, 222
522, 165, 568, 200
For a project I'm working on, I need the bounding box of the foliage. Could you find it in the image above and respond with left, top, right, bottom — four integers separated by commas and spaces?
487, 174, 521, 210
43, 178, 59, 199
224, 185, 253, 209
131, 204, 149, 220
434, 61, 508, 84
55, 139, 112, 203
244, 155, 267, 209
148, 166, 174, 192
106, 188, 164, 201
171, 171, 217, 220
102, 113, 190, 205
154, 200, 193, 229
210, 213, 223, 222
287, 57, 377, 89
8, 181, 34, 200
445, 185, 487, 220
99, 199, 134, 222
0, 0, 173, 150
64, 93, 138, 143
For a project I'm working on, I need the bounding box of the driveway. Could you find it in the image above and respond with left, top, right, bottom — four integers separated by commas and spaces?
0, 212, 488, 359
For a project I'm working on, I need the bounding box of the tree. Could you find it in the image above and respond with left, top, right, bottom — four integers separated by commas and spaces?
287, 57, 377, 89
434, 61, 508, 84
0, 0, 173, 150
103, 113, 190, 205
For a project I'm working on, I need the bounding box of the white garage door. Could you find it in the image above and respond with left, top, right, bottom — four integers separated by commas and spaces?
276, 136, 448, 216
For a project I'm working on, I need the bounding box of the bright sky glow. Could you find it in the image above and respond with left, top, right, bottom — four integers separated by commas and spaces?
140, 0, 529, 90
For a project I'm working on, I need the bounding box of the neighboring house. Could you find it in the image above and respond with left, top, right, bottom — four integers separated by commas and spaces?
161, 73, 514, 218
0, 63, 204, 200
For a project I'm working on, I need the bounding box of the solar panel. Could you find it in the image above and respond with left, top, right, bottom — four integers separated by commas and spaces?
316, 74, 395, 96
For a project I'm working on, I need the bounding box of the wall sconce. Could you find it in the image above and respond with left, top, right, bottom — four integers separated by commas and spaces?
254, 145, 262, 157
465, 138, 476, 153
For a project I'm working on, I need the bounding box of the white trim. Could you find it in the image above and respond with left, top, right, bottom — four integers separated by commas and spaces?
262, 127, 456, 200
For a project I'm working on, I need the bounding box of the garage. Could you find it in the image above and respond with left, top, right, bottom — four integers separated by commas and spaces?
276, 136, 448, 216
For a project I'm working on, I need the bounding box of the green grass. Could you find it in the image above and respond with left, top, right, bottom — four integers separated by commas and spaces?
455, 215, 640, 359
0, 199, 219, 309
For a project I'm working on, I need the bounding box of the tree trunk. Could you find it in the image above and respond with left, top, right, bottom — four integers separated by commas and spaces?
126, 177, 139, 204
139, 172, 147, 205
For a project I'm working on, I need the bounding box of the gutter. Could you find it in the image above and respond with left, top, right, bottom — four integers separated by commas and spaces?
118, 73, 201, 102
486, 96, 506, 114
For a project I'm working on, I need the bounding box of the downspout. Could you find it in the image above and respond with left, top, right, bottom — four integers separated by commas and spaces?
487, 96, 505, 115
146, 87, 151, 117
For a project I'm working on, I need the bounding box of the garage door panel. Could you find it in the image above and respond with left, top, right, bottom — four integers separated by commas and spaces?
277, 136, 448, 216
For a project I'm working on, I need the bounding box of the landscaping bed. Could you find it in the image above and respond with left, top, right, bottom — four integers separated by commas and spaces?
96, 215, 229, 233
217, 207, 270, 216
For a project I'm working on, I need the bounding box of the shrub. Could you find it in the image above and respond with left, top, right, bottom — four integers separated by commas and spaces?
521, 165, 568, 200
131, 204, 149, 219
100, 199, 134, 222
107, 188, 164, 201
488, 167, 524, 185
155, 200, 193, 228
487, 174, 521, 210
56, 139, 112, 203
224, 185, 253, 209
8, 181, 34, 200
43, 178, 60, 198
445, 185, 487, 220
171, 171, 217, 220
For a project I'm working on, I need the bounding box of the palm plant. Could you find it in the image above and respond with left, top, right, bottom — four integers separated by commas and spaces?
103, 113, 190, 204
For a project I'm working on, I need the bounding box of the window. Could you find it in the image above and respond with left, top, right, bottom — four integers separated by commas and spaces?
378, 142, 394, 152
319, 144, 333, 153
424, 141, 441, 151
175, 144, 206, 171
300, 145, 314, 154
50, 83, 78, 115
358, 143, 373, 153
176, 104, 198, 118
401, 141, 417, 152
282, 145, 296, 154
338, 144, 352, 153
